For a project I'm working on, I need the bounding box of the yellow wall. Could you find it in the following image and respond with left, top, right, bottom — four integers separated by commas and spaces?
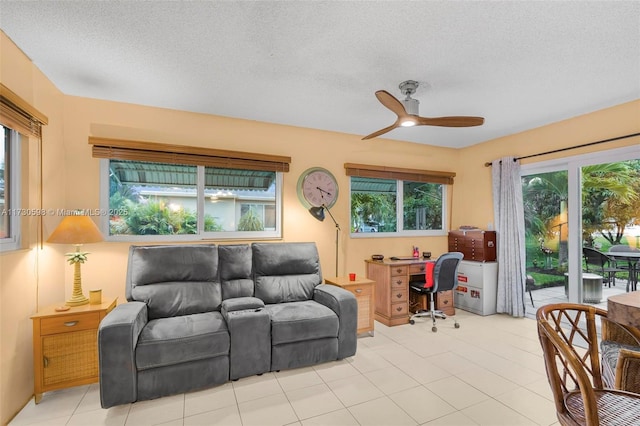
1, 28, 639, 423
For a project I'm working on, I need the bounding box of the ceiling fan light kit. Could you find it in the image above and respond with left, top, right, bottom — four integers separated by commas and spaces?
362, 79, 485, 140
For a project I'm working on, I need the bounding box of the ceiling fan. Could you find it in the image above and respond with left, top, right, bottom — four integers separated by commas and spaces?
362, 80, 484, 140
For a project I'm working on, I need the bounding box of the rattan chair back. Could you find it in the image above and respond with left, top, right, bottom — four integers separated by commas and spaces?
536, 303, 640, 426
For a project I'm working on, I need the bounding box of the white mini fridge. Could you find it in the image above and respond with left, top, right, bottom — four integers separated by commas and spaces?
454, 260, 498, 316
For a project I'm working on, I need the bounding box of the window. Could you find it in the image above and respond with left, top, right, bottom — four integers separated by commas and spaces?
105, 159, 281, 240
0, 125, 21, 251
345, 163, 453, 237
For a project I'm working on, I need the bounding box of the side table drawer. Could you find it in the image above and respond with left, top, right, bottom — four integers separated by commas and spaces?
40, 312, 100, 336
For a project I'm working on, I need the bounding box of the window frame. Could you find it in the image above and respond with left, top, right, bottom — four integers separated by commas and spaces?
99, 159, 283, 241
0, 126, 21, 252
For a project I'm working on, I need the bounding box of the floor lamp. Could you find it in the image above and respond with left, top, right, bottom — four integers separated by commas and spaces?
309, 204, 340, 277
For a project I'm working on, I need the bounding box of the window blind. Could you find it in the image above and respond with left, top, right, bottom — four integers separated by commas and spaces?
0, 83, 48, 137
90, 137, 291, 172
344, 163, 455, 185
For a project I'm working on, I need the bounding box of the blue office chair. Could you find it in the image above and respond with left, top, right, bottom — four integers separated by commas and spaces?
409, 252, 463, 332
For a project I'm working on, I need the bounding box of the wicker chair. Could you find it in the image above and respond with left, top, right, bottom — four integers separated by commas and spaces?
536, 303, 640, 425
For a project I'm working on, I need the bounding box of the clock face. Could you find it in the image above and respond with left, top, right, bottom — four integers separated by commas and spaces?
297, 167, 339, 209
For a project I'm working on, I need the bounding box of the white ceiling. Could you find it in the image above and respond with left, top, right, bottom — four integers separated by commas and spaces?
1, 1, 639, 148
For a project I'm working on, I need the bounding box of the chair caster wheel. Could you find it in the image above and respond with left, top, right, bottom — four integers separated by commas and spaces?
455, 323, 460, 329
432, 326, 437, 332
409, 319, 415, 325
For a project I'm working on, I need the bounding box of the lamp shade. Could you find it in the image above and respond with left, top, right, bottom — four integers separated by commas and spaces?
47, 215, 104, 244
309, 206, 325, 222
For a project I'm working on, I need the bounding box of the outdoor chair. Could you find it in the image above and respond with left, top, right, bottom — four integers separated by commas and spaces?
537, 303, 640, 425
609, 245, 639, 292
582, 247, 625, 288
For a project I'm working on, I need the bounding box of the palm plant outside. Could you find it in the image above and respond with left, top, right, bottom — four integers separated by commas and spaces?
523, 160, 640, 288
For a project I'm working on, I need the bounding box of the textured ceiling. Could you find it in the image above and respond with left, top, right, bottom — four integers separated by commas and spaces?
1, 1, 639, 148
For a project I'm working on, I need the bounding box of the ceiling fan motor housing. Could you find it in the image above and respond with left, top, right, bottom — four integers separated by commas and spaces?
402, 97, 419, 115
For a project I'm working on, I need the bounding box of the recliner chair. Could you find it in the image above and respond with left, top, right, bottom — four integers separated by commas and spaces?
409, 252, 463, 332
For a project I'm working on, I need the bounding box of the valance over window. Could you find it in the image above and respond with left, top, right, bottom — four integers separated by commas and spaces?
344, 163, 455, 185
0, 83, 48, 137
89, 137, 291, 172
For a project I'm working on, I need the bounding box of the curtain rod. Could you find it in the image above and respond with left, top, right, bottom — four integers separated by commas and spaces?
483, 132, 640, 167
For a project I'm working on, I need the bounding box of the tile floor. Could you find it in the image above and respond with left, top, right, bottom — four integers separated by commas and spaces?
10, 309, 561, 426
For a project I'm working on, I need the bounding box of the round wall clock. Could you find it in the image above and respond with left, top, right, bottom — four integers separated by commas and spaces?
297, 167, 339, 209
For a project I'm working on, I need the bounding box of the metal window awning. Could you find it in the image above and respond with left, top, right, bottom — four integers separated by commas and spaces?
109, 160, 275, 190
350, 177, 397, 194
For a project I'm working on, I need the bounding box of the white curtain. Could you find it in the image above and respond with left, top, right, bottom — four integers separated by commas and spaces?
492, 157, 526, 317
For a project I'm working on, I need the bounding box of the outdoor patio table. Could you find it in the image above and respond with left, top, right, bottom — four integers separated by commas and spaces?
606, 251, 640, 292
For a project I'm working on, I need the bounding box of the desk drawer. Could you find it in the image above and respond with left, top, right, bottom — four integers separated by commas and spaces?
391, 302, 409, 317
40, 313, 100, 336
390, 265, 408, 276
390, 288, 408, 303
390, 276, 407, 290
409, 263, 427, 275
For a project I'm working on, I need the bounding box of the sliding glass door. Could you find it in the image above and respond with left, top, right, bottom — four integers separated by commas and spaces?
522, 145, 639, 315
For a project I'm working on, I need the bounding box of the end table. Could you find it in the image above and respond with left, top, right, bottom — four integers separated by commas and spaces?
31, 297, 117, 403
324, 276, 375, 336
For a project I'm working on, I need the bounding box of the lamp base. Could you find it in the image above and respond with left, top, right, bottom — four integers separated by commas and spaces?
66, 294, 89, 306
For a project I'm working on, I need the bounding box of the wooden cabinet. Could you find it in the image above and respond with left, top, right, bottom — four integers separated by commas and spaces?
31, 298, 116, 403
448, 230, 497, 262
324, 277, 375, 335
366, 258, 455, 326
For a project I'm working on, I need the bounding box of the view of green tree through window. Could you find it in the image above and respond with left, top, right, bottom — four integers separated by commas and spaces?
522, 159, 640, 301
350, 176, 445, 235
106, 159, 279, 238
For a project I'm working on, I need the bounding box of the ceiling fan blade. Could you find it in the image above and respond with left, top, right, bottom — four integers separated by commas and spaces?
375, 90, 408, 118
362, 123, 399, 140
416, 116, 485, 127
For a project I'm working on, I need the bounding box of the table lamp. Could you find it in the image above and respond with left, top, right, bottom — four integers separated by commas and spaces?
47, 215, 104, 306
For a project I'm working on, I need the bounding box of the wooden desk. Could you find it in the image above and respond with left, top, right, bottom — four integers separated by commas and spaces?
365, 257, 454, 327
608, 291, 640, 330
324, 276, 375, 335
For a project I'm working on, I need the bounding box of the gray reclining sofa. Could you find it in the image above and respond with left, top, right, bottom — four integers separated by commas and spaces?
98, 242, 357, 408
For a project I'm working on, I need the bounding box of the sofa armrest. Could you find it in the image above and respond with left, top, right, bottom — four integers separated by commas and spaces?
221, 297, 265, 319
98, 301, 148, 408
615, 348, 640, 393
313, 284, 357, 359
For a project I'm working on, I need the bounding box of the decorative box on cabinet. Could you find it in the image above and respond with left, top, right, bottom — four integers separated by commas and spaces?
448, 230, 496, 262
324, 276, 375, 335
454, 261, 498, 315
31, 298, 117, 403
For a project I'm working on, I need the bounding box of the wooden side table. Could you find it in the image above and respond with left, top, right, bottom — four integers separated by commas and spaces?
31, 297, 117, 403
324, 276, 375, 336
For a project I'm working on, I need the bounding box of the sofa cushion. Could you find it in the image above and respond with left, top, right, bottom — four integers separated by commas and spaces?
136, 312, 229, 371
266, 300, 338, 345
219, 244, 254, 300
252, 242, 321, 304
127, 245, 221, 318
601, 340, 640, 388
